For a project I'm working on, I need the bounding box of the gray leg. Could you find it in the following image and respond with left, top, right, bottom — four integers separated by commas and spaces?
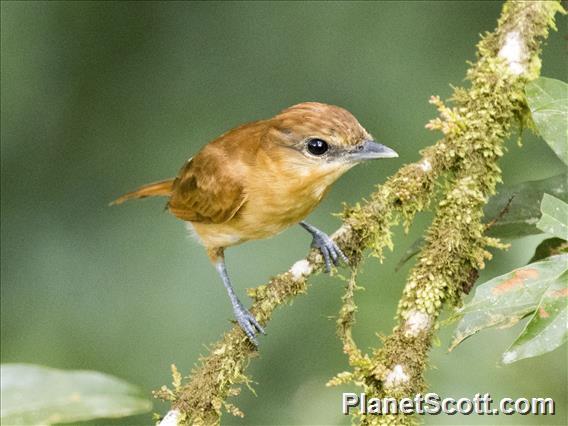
300, 221, 349, 273
215, 259, 265, 345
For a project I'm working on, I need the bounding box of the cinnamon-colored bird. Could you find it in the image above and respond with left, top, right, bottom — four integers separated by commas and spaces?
113, 102, 397, 345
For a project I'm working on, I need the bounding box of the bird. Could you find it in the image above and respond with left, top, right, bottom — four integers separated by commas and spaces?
112, 102, 398, 345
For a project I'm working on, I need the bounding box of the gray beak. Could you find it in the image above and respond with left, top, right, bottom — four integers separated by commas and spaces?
349, 140, 398, 162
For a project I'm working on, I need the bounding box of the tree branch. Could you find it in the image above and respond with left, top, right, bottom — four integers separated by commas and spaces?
331, 1, 564, 425
155, 1, 564, 424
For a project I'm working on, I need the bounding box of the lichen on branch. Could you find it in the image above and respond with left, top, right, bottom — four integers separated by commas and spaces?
155, 2, 564, 425
330, 1, 564, 425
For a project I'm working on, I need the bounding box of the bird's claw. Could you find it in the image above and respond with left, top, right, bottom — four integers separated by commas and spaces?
233, 303, 265, 346
311, 231, 349, 273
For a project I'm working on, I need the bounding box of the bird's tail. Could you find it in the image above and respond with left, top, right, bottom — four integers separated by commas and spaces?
110, 179, 174, 206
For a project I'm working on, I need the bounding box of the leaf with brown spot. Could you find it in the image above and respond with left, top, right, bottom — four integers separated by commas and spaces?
515, 268, 540, 279
502, 270, 567, 364
491, 275, 524, 295
549, 287, 568, 298
450, 254, 567, 352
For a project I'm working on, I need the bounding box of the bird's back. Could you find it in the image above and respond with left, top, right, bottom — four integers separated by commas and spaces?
167, 120, 265, 224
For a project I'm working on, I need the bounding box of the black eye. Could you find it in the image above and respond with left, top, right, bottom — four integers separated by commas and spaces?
307, 138, 329, 156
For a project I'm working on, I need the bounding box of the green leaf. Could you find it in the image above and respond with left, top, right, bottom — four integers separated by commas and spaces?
529, 237, 568, 263
484, 173, 567, 238
450, 254, 567, 352
0, 364, 152, 425
536, 193, 568, 240
525, 77, 568, 166
502, 271, 567, 364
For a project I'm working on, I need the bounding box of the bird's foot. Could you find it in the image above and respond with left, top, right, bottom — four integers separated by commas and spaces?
310, 229, 349, 273
233, 303, 265, 346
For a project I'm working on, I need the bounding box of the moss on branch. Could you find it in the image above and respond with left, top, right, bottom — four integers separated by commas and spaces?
155, 2, 564, 424
331, 2, 564, 425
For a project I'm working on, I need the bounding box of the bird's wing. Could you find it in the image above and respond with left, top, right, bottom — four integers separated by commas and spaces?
168, 155, 247, 224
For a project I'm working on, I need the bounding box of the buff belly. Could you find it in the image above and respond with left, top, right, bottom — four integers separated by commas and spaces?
189, 197, 319, 249
189, 162, 352, 249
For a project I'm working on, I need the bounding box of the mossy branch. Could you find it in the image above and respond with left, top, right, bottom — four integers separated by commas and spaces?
155, 2, 564, 424
331, 1, 564, 425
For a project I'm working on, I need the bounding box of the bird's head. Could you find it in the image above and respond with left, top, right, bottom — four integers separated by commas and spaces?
264, 102, 398, 180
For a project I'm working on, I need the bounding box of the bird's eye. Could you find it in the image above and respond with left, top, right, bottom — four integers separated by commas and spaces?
307, 138, 329, 156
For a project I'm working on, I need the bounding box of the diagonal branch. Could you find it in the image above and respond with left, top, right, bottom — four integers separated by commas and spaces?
155, 119, 451, 426
331, 1, 564, 425
155, 1, 564, 425
155, 132, 445, 426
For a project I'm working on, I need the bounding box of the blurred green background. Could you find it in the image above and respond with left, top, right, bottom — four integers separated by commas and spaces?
1, 1, 566, 425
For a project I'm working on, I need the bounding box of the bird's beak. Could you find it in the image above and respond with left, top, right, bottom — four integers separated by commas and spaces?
349, 140, 398, 162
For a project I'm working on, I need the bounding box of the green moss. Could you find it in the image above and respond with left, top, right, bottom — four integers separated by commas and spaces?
156, 2, 564, 424
330, 1, 564, 425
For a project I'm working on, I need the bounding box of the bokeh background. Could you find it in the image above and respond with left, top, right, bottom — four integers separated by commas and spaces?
1, 1, 566, 425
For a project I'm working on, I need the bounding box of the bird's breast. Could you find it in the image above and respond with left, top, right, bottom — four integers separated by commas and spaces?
236, 162, 351, 240
189, 159, 351, 249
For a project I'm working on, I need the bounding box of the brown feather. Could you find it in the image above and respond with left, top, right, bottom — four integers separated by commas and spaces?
167, 120, 266, 224
110, 179, 174, 205
168, 157, 247, 224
